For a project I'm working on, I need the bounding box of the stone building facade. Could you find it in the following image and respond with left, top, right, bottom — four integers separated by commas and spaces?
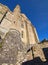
0, 3, 48, 65
0, 3, 39, 45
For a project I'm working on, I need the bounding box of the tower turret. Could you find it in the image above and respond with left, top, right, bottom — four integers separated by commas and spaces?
13, 5, 21, 14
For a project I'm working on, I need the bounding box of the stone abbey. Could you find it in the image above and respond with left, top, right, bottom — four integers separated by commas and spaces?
0, 3, 39, 45
0, 3, 48, 65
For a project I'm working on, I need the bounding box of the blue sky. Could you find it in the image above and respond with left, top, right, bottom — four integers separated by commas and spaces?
0, 0, 48, 41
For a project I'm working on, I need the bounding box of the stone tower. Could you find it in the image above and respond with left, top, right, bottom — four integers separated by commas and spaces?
0, 3, 39, 45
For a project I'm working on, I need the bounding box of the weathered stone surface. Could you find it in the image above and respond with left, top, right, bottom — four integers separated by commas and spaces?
0, 29, 27, 65
0, 29, 48, 65
31, 44, 46, 61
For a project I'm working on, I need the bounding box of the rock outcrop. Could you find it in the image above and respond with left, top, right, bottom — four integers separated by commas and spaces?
0, 29, 28, 65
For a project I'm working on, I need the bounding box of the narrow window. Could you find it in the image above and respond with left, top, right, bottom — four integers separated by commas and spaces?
0, 36, 1, 39
22, 31, 23, 38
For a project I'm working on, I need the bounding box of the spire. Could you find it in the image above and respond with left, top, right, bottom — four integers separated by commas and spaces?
13, 5, 21, 13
